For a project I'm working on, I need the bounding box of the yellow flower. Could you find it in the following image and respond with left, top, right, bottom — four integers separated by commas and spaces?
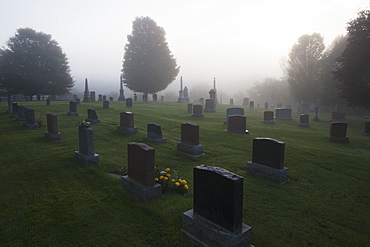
184, 185, 189, 190
165, 168, 170, 172
166, 174, 170, 177
159, 176, 164, 180
175, 182, 180, 186
171, 179, 175, 182
181, 180, 187, 184
164, 177, 168, 180
179, 179, 182, 183
154, 178, 159, 181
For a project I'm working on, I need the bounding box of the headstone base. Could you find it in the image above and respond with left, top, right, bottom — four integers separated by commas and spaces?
262, 120, 275, 124
117, 126, 138, 135
68, 112, 79, 116
225, 129, 249, 134
85, 118, 100, 124
298, 123, 310, 128
144, 136, 166, 143
177, 142, 204, 158
74, 151, 100, 164
247, 162, 289, 184
330, 119, 345, 123
192, 113, 204, 117
182, 209, 254, 247
44, 132, 62, 141
326, 136, 349, 143
23, 123, 39, 129
122, 175, 162, 201
204, 108, 216, 113
275, 117, 292, 120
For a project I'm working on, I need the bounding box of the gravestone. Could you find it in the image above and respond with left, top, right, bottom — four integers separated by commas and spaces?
227, 115, 249, 134
45, 113, 62, 141
134, 93, 137, 101
265, 102, 268, 109
275, 108, 292, 120
98, 94, 103, 101
330, 111, 345, 122
326, 122, 349, 143
117, 112, 138, 134
300, 103, 310, 115
161, 96, 164, 101
313, 106, 320, 122
75, 126, 100, 164
199, 98, 204, 104
76, 98, 80, 104
23, 108, 39, 129
262, 111, 275, 124
224, 107, 244, 125
126, 98, 133, 109
109, 97, 113, 101
46, 98, 50, 106
182, 165, 253, 247
103, 100, 109, 109
90, 91, 96, 102
85, 109, 100, 124
17, 105, 25, 121
249, 101, 254, 110
68, 101, 78, 116
142, 94, 148, 103
192, 105, 204, 117
11, 102, 18, 118
122, 142, 162, 201
247, 138, 289, 184
364, 122, 370, 136
187, 103, 193, 113
177, 123, 204, 158
7, 95, 13, 114
242, 98, 249, 106
230, 98, 234, 105
152, 94, 157, 102
204, 99, 215, 112
144, 123, 166, 143
103, 95, 106, 101
298, 114, 310, 127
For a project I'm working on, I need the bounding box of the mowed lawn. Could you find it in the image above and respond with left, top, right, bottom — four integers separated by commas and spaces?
0, 100, 369, 246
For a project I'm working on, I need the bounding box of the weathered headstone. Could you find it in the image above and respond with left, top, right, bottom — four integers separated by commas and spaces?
262, 111, 275, 124
103, 100, 109, 109
75, 125, 99, 163
364, 122, 370, 136
249, 101, 254, 110
23, 108, 39, 129
134, 93, 137, 101
224, 107, 244, 125
204, 99, 215, 112
300, 103, 310, 115
126, 98, 133, 109
192, 105, 204, 117
117, 112, 138, 134
187, 103, 193, 113
68, 101, 78, 116
227, 115, 249, 134
11, 102, 18, 118
182, 165, 253, 247
144, 123, 166, 143
199, 98, 204, 104
45, 113, 62, 141
177, 123, 204, 158
109, 97, 113, 101
142, 93, 148, 103
90, 91, 96, 102
161, 96, 164, 101
242, 97, 249, 106
275, 108, 292, 120
152, 94, 157, 102
313, 106, 320, 122
230, 98, 234, 105
7, 95, 13, 114
298, 114, 310, 127
46, 98, 50, 106
326, 122, 349, 143
98, 94, 103, 101
330, 111, 345, 122
85, 109, 100, 124
103, 95, 107, 101
17, 105, 25, 121
247, 138, 289, 184
122, 142, 162, 201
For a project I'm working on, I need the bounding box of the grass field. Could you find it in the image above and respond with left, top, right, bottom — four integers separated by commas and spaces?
0, 100, 369, 246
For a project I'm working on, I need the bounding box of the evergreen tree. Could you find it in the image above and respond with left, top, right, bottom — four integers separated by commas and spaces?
122, 17, 179, 94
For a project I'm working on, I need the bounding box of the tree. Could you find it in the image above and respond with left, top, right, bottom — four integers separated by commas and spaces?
333, 9, 370, 109
122, 17, 179, 95
286, 33, 325, 102
0, 28, 74, 99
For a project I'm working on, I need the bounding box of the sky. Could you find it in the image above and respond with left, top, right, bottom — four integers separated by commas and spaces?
0, 0, 369, 96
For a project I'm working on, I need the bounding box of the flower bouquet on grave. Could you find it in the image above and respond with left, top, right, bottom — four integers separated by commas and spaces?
79, 121, 94, 128
154, 166, 189, 195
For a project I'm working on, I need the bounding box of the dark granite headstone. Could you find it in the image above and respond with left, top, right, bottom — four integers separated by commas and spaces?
299, 114, 310, 127
152, 94, 157, 102
230, 98, 234, 105
7, 95, 13, 114
103, 95, 106, 101
23, 108, 39, 129
76, 98, 80, 104
98, 94, 103, 101
126, 98, 133, 109
134, 93, 137, 101
364, 122, 370, 136
142, 94, 148, 103
249, 101, 254, 110
118, 112, 137, 134
252, 138, 285, 169
46, 98, 50, 106
275, 108, 292, 120
187, 103, 193, 113
263, 111, 274, 121
161, 96, 164, 101
103, 100, 109, 109
181, 123, 199, 145
242, 98, 249, 106
224, 107, 244, 124
204, 99, 215, 112
227, 115, 248, 134
192, 105, 203, 117
68, 101, 78, 116
144, 123, 166, 143
75, 126, 99, 163
11, 102, 18, 118
86, 109, 100, 123
313, 106, 320, 122
109, 97, 113, 101
45, 113, 61, 141
327, 122, 349, 143
128, 142, 156, 187
90, 91, 96, 102
17, 105, 25, 121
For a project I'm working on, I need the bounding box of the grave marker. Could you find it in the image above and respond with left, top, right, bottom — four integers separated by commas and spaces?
224, 107, 244, 124
103, 100, 109, 109
85, 109, 100, 123
249, 101, 254, 110
117, 112, 138, 134
75, 125, 99, 163
230, 98, 234, 105
187, 103, 193, 113
298, 114, 310, 127
126, 98, 133, 109
275, 108, 292, 120
262, 111, 275, 124
227, 115, 249, 134
67, 101, 78, 116
364, 122, 370, 136
204, 99, 215, 112
23, 108, 39, 129
144, 123, 166, 143
17, 105, 25, 121
192, 105, 204, 117
326, 122, 349, 143
45, 113, 62, 141
177, 123, 204, 158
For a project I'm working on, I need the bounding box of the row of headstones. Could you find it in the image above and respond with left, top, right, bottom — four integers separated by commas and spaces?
7, 101, 39, 129
87, 92, 163, 102
67, 98, 135, 116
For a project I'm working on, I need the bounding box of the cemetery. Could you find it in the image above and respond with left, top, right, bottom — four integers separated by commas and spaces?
0, 100, 369, 246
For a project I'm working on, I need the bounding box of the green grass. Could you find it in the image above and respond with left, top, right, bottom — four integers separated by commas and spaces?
0, 101, 369, 246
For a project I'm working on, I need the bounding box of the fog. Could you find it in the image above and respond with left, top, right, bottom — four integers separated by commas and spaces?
1, 0, 368, 99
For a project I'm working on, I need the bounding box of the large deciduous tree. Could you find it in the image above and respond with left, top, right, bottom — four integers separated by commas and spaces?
286, 33, 325, 102
333, 9, 370, 109
122, 17, 179, 95
0, 28, 74, 99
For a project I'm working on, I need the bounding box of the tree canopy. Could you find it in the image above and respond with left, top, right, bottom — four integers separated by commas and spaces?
122, 17, 179, 94
333, 9, 370, 109
0, 28, 74, 98
286, 33, 325, 102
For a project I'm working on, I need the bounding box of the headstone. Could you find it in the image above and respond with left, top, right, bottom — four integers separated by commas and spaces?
7, 95, 13, 114
11, 102, 18, 118
335, 104, 343, 113
142, 93, 148, 103
275, 108, 292, 120
265, 102, 268, 109
192, 105, 204, 117
183, 86, 190, 102
144, 123, 166, 143
313, 106, 320, 122
161, 96, 164, 101
199, 98, 205, 104
90, 91, 96, 102
300, 103, 310, 115
46, 98, 50, 106
364, 122, 370, 136
109, 97, 113, 101
134, 93, 137, 101
187, 103, 193, 113
227, 115, 249, 134
68, 101, 78, 116
177, 123, 204, 158
126, 98, 133, 109
224, 107, 244, 125
122, 142, 162, 201
178, 77, 186, 103
204, 99, 215, 112
85, 109, 100, 124
152, 94, 157, 102
298, 114, 310, 127
76, 98, 80, 104
230, 98, 234, 105
326, 122, 349, 143
103, 95, 107, 101
242, 98, 249, 106
182, 165, 253, 247
117, 112, 138, 135
330, 111, 345, 122
75, 126, 99, 164
17, 105, 25, 121
103, 100, 110, 109
249, 101, 254, 110
247, 138, 289, 184
98, 94, 103, 101
23, 108, 39, 129
209, 89, 217, 104
83, 78, 90, 102
262, 111, 275, 124
45, 113, 62, 141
